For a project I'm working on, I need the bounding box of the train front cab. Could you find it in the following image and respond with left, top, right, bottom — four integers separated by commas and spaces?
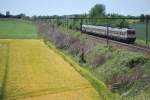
126, 30, 136, 43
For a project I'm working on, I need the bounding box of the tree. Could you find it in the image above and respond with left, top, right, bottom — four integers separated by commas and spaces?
6, 11, 10, 17
117, 19, 129, 28
109, 13, 124, 18
0, 13, 5, 18
145, 15, 150, 20
16, 13, 26, 18
140, 14, 145, 22
89, 4, 105, 18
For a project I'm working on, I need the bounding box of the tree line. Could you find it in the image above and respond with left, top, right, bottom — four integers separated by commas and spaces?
0, 11, 27, 19
31, 4, 150, 28
1, 4, 150, 28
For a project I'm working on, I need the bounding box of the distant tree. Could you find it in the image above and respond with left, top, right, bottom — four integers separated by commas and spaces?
145, 15, 150, 19
0, 13, 5, 18
105, 13, 127, 27
148, 15, 150, 19
109, 13, 125, 18
145, 15, 150, 23
32, 15, 38, 20
16, 13, 26, 18
140, 14, 145, 22
6, 11, 10, 17
117, 19, 129, 28
127, 15, 136, 19
89, 4, 105, 18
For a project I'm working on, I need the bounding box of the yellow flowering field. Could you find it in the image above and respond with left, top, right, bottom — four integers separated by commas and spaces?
0, 43, 6, 82
0, 39, 100, 100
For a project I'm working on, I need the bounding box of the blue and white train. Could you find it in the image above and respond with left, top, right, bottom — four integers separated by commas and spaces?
81, 25, 136, 43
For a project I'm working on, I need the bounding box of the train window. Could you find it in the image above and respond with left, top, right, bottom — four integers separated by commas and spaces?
127, 30, 135, 34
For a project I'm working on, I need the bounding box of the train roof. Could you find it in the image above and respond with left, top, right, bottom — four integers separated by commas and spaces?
82, 25, 134, 32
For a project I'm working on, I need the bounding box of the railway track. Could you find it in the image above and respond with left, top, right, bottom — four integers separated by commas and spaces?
83, 34, 150, 56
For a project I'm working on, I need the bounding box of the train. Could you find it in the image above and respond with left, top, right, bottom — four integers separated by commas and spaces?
81, 25, 136, 43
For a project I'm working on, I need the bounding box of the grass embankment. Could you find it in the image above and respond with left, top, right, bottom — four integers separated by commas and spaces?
0, 19, 37, 39
0, 39, 101, 100
85, 45, 150, 97
135, 39, 150, 47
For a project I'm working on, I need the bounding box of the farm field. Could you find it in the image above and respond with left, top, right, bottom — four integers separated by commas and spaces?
0, 19, 37, 39
131, 23, 150, 42
0, 39, 100, 100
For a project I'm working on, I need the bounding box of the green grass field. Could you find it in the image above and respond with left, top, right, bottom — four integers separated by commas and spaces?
131, 23, 150, 42
0, 19, 37, 39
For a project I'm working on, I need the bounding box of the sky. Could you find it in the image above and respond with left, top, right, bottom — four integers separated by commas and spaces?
0, 0, 150, 16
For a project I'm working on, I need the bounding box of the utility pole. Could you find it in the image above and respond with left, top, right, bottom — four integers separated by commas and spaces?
80, 19, 83, 31
146, 16, 149, 45
66, 17, 69, 32
80, 18, 83, 36
52, 18, 54, 32
72, 18, 75, 30
106, 18, 109, 46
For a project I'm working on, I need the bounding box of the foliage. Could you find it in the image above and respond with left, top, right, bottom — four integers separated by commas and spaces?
117, 19, 129, 28
88, 47, 150, 97
139, 14, 150, 23
0, 11, 26, 19
38, 23, 90, 57
89, 4, 105, 18
140, 14, 145, 22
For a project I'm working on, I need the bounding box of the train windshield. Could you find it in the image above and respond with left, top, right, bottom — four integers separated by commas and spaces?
127, 30, 136, 34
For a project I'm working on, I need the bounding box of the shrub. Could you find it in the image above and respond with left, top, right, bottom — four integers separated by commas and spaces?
68, 40, 83, 55
126, 57, 147, 68
109, 74, 130, 90
90, 54, 106, 67
51, 32, 67, 49
38, 23, 92, 58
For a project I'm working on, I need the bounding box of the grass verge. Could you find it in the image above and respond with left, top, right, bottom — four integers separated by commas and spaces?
136, 39, 150, 47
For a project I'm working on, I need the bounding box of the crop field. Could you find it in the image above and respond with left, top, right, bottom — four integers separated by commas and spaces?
0, 39, 100, 100
0, 42, 8, 98
0, 19, 37, 39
